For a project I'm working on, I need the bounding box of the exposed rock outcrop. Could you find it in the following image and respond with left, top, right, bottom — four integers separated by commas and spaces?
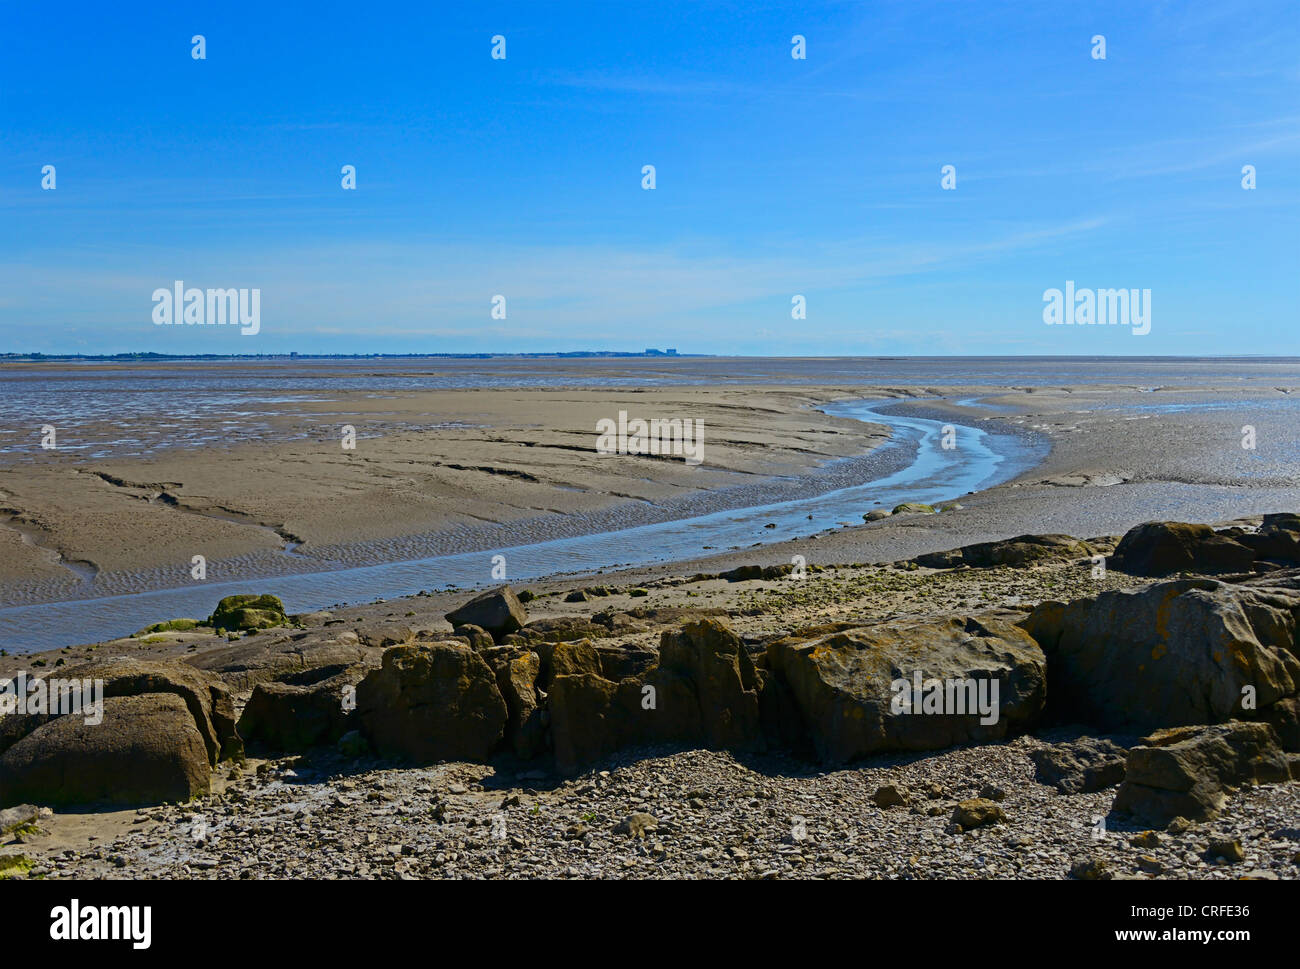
356, 642, 508, 763
915, 534, 1097, 570
1110, 521, 1254, 576
766, 615, 1047, 763
1112, 722, 1290, 825
1020, 578, 1300, 736
656, 619, 763, 750
186, 633, 374, 693
547, 620, 765, 773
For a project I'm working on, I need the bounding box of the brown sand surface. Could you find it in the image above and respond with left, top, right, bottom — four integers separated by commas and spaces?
0, 385, 886, 601
0, 358, 1296, 612
637, 384, 1300, 583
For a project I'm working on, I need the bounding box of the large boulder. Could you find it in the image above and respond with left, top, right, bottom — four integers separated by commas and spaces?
545, 668, 697, 772
766, 615, 1047, 763
546, 618, 763, 772
444, 586, 527, 642
1112, 722, 1290, 825
95, 659, 242, 763
1020, 578, 1300, 733
356, 643, 507, 763
0, 694, 211, 807
657, 619, 762, 750
915, 534, 1096, 570
548, 673, 631, 771
209, 593, 289, 632
1239, 513, 1300, 566
4, 658, 244, 765
1111, 522, 1254, 576
237, 664, 371, 752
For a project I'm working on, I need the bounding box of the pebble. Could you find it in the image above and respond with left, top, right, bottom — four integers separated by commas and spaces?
15, 739, 1300, 881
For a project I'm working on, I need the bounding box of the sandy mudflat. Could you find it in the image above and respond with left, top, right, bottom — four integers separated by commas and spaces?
0, 358, 1297, 614
0, 384, 886, 604
650, 383, 1300, 583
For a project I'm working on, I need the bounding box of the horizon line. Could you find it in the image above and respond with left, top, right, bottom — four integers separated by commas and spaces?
4, 351, 1300, 363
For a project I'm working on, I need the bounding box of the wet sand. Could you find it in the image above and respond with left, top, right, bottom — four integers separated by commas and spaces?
0, 384, 889, 605
0, 359, 1297, 640
660, 385, 1300, 581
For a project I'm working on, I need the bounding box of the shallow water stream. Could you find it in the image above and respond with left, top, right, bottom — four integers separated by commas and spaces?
0, 400, 1040, 652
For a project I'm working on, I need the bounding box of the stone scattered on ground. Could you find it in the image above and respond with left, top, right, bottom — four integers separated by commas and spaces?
1029, 737, 1129, 794
12, 740, 1299, 880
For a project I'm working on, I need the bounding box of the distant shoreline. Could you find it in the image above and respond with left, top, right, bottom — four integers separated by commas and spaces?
2, 352, 1297, 364
0, 350, 706, 363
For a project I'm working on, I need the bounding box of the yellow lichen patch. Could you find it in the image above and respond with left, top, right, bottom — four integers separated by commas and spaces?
1151, 643, 1167, 661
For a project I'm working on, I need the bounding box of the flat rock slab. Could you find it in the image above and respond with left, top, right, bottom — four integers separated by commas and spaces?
0, 804, 39, 835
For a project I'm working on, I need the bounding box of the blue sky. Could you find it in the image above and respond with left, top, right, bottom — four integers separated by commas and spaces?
2, 0, 1297, 355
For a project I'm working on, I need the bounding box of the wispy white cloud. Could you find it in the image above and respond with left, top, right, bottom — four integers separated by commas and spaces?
0, 216, 1112, 341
